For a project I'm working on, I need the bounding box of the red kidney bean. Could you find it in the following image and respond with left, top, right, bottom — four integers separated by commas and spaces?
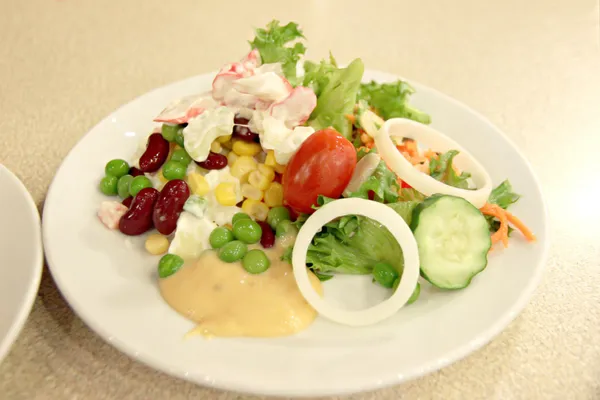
195, 152, 228, 170
129, 167, 144, 177
139, 133, 169, 173
233, 116, 259, 142
121, 197, 133, 208
257, 221, 275, 249
118, 188, 159, 236
152, 180, 190, 235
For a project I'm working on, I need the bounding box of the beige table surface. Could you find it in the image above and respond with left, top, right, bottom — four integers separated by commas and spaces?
1, 0, 600, 398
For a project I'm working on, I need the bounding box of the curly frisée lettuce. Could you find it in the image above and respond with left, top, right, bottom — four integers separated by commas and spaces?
249, 20, 306, 85
358, 80, 431, 124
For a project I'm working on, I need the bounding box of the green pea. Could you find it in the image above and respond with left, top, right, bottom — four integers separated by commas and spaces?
161, 124, 182, 142
158, 254, 184, 278
162, 161, 187, 180
99, 175, 118, 196
267, 206, 290, 230
210, 227, 235, 249
174, 130, 186, 148
393, 279, 421, 305
171, 148, 192, 167
232, 212, 251, 225
275, 220, 298, 238
218, 240, 247, 263
242, 249, 271, 274
117, 175, 134, 199
372, 262, 399, 288
232, 219, 262, 244
129, 175, 153, 197
105, 159, 130, 178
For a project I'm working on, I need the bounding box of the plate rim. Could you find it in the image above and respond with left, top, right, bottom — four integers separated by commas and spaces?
41, 69, 551, 397
0, 165, 44, 364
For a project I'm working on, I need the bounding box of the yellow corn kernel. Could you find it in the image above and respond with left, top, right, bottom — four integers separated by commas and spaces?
274, 163, 286, 174
241, 199, 269, 221
265, 150, 277, 167
241, 183, 263, 201
145, 234, 169, 255
257, 164, 275, 182
215, 182, 238, 206
264, 182, 284, 207
232, 140, 262, 157
187, 173, 210, 196
230, 156, 257, 181
248, 170, 271, 191
210, 141, 222, 153
217, 134, 232, 144
227, 151, 238, 166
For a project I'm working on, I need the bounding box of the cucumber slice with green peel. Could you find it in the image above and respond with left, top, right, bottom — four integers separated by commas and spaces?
410, 194, 492, 289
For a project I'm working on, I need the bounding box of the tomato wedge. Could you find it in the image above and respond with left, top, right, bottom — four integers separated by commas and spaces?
283, 128, 357, 214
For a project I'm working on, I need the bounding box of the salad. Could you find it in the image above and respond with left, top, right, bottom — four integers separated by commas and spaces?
96, 20, 536, 335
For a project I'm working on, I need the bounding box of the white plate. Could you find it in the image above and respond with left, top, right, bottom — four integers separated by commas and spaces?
42, 70, 549, 397
0, 165, 43, 363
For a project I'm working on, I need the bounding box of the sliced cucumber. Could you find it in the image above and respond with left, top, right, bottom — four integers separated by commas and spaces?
410, 194, 491, 289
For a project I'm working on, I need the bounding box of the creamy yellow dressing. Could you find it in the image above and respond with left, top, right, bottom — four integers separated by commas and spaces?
158, 243, 322, 338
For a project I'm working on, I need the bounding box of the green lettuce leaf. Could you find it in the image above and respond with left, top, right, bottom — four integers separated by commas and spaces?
249, 20, 306, 85
429, 150, 471, 189
305, 58, 365, 139
357, 80, 431, 124
287, 197, 419, 276
486, 180, 520, 234
345, 160, 400, 203
488, 180, 520, 209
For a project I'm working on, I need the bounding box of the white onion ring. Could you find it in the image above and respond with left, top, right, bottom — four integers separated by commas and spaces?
292, 198, 420, 327
374, 118, 493, 208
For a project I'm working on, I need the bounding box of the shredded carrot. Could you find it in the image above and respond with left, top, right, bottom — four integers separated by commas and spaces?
505, 209, 537, 242
481, 203, 510, 248
366, 141, 375, 149
480, 203, 536, 249
404, 140, 418, 157
345, 114, 356, 124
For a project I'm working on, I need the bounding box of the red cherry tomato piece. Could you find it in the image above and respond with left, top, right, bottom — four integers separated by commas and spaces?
282, 128, 357, 215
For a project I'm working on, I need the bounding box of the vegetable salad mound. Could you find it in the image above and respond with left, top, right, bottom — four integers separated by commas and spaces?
95, 20, 535, 322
